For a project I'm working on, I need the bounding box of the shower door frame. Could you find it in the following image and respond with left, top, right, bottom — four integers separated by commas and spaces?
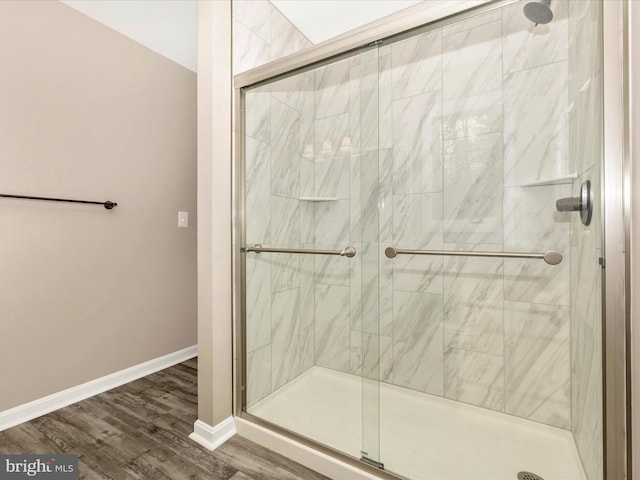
232, 1, 631, 478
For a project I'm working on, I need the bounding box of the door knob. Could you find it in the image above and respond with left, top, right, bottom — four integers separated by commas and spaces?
556, 180, 592, 226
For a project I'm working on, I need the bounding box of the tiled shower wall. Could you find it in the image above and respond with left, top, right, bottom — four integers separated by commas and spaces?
243, 6, 603, 476
568, 1, 603, 479
306, 0, 575, 431
232, 0, 314, 407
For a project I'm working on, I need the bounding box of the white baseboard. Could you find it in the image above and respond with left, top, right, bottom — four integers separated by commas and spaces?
189, 417, 236, 451
235, 417, 384, 480
0, 345, 197, 432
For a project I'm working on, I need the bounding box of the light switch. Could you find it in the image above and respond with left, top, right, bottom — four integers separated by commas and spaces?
178, 211, 189, 228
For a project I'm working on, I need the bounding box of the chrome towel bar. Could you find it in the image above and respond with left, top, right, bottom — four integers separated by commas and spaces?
384, 247, 562, 265
244, 244, 357, 258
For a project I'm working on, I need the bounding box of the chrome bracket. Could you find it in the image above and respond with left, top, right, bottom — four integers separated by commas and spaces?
360, 455, 384, 470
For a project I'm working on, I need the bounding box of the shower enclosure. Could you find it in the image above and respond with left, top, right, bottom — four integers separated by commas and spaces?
235, 1, 610, 478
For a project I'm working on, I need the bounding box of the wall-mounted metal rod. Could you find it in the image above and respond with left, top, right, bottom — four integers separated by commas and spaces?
384, 247, 562, 266
0, 194, 117, 210
244, 244, 357, 258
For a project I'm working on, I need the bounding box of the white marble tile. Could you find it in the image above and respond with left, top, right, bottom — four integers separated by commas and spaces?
360, 242, 380, 335
300, 158, 314, 198
504, 301, 571, 429
444, 133, 503, 244
246, 344, 272, 406
568, 0, 601, 88
571, 167, 604, 480
271, 253, 300, 293
271, 196, 300, 293
392, 291, 444, 395
442, 8, 502, 37
270, 98, 300, 197
245, 137, 271, 245
245, 86, 270, 143
350, 330, 362, 376
349, 242, 362, 332
391, 30, 442, 100
349, 154, 362, 242
300, 72, 315, 154
379, 242, 394, 338
315, 284, 350, 372
246, 252, 272, 352
443, 244, 503, 355
442, 19, 502, 140
392, 193, 443, 249
315, 254, 349, 287
362, 332, 380, 381
360, 151, 379, 243
570, 67, 602, 177
503, 185, 570, 305
314, 114, 350, 199
504, 60, 569, 187
444, 347, 504, 411
314, 59, 349, 119
233, 19, 271, 74
300, 35, 314, 50
361, 333, 394, 384
299, 200, 314, 244
314, 200, 349, 248
360, 56, 379, 153
272, 288, 301, 390
504, 185, 570, 252
380, 335, 393, 384
348, 65, 361, 154
379, 149, 394, 243
299, 251, 315, 330
502, 0, 569, 75
270, 5, 300, 60
232, 0, 270, 42
270, 195, 299, 247
573, 324, 603, 480
393, 251, 443, 295
270, 74, 300, 111
300, 325, 315, 372
379, 54, 393, 149
392, 91, 443, 195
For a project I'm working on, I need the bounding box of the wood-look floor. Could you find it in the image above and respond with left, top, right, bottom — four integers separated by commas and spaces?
0, 359, 330, 480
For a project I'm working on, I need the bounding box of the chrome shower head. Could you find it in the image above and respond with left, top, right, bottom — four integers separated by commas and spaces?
523, 0, 553, 26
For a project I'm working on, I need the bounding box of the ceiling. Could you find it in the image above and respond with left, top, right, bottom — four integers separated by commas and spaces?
61, 0, 197, 71
271, 0, 423, 44
60, 0, 424, 72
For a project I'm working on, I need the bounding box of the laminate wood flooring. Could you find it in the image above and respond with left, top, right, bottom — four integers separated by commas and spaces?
0, 359, 331, 480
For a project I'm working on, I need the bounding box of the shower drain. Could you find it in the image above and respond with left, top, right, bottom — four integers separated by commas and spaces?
517, 472, 544, 480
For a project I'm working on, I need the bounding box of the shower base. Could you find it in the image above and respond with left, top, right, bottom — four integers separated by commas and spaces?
248, 367, 586, 480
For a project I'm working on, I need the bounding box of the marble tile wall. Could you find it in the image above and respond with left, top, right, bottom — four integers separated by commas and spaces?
357, 0, 574, 431
236, 1, 315, 407
568, 1, 603, 478
243, 1, 603, 453
232, 0, 313, 75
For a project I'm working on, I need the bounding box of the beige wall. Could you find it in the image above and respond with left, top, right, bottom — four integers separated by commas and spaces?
196, 0, 233, 427
0, 1, 197, 411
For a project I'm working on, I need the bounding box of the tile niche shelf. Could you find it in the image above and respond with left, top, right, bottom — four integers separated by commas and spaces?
518, 173, 579, 187
299, 196, 338, 202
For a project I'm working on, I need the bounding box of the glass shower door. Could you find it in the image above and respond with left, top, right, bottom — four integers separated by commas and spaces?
371, 1, 604, 479
242, 45, 384, 468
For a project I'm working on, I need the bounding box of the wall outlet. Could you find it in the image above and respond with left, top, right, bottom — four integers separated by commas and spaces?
178, 211, 189, 228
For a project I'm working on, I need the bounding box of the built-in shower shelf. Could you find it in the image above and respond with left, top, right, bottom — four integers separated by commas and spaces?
519, 173, 578, 187
299, 196, 338, 202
